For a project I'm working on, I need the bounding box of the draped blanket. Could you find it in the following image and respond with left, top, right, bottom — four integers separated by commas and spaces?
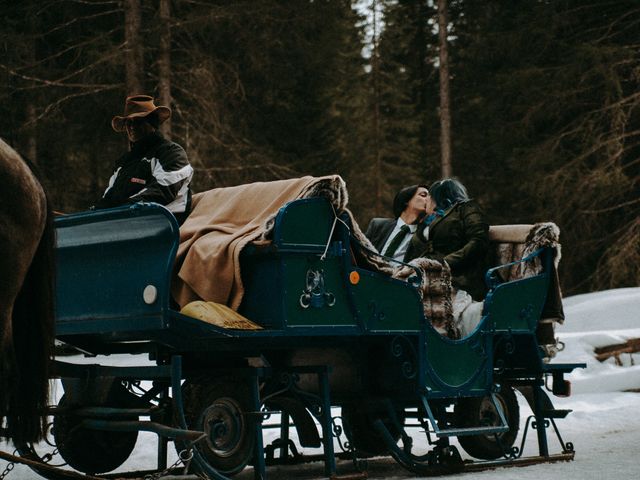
172, 175, 348, 309
489, 223, 561, 282
489, 222, 564, 323
334, 211, 456, 336
392, 258, 455, 337
487, 222, 565, 358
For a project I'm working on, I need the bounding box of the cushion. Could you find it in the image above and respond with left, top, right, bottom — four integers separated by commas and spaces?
181, 301, 263, 330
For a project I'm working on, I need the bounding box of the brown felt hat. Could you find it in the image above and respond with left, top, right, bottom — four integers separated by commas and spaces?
111, 95, 171, 132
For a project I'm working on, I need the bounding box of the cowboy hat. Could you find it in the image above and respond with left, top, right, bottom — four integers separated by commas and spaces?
111, 95, 171, 132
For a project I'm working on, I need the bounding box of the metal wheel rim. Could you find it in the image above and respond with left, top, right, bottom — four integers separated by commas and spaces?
478, 395, 507, 442
201, 397, 246, 458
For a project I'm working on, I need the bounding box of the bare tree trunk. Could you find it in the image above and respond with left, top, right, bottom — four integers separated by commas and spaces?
124, 0, 144, 94
25, 103, 37, 163
372, 0, 382, 215
25, 28, 37, 163
158, 0, 172, 138
437, 0, 452, 178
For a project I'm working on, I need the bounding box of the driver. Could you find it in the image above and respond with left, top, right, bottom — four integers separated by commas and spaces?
93, 95, 194, 223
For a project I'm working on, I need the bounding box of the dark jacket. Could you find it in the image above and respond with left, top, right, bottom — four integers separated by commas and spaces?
408, 200, 489, 300
95, 131, 193, 219
365, 218, 396, 252
365, 217, 416, 262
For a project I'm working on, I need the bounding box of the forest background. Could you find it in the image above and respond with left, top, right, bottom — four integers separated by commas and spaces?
0, 0, 638, 295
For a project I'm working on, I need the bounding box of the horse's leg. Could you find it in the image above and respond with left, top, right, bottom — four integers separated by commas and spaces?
0, 287, 18, 385
10, 203, 55, 444
0, 225, 35, 427
0, 139, 53, 444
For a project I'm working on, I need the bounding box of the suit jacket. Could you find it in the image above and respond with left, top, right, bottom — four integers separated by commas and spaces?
365, 217, 396, 252
365, 217, 416, 262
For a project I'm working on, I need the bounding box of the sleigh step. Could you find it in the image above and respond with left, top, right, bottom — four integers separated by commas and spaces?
541, 408, 572, 419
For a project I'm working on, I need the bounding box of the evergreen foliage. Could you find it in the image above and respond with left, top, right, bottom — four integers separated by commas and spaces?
374, 0, 435, 217
450, 0, 640, 292
0, 0, 637, 292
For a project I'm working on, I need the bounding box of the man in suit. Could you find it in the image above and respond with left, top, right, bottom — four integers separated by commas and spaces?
365, 184, 429, 263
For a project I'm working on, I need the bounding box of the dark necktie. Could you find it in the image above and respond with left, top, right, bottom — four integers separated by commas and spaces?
384, 224, 410, 257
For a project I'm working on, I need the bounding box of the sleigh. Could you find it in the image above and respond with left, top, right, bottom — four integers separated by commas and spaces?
15, 192, 585, 479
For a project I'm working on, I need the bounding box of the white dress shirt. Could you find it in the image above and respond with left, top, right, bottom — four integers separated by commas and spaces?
381, 218, 417, 262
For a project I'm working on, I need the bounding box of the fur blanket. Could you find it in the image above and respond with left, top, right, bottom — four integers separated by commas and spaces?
392, 258, 456, 338
489, 222, 564, 324
341, 216, 456, 337
489, 222, 561, 281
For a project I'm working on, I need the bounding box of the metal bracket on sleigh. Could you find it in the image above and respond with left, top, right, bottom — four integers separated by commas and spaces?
299, 269, 336, 309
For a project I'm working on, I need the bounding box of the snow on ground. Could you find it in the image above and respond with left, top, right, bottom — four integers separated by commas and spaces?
555, 288, 640, 394
2, 288, 640, 479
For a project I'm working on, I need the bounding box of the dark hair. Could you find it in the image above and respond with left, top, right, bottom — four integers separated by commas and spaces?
392, 184, 429, 218
428, 178, 469, 210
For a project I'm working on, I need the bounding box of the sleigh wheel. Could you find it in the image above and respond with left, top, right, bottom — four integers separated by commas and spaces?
455, 386, 520, 460
181, 376, 255, 476
53, 393, 138, 474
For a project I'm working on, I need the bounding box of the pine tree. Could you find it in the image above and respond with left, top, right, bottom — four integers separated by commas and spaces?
370, 0, 439, 220
449, 0, 640, 292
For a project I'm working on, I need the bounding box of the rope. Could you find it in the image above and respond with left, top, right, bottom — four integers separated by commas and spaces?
320, 214, 339, 261
319, 204, 423, 282
320, 205, 359, 261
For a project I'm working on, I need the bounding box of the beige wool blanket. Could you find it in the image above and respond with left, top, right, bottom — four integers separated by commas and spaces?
172, 175, 348, 309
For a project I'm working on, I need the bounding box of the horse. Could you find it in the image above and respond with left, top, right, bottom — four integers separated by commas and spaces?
0, 138, 55, 444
